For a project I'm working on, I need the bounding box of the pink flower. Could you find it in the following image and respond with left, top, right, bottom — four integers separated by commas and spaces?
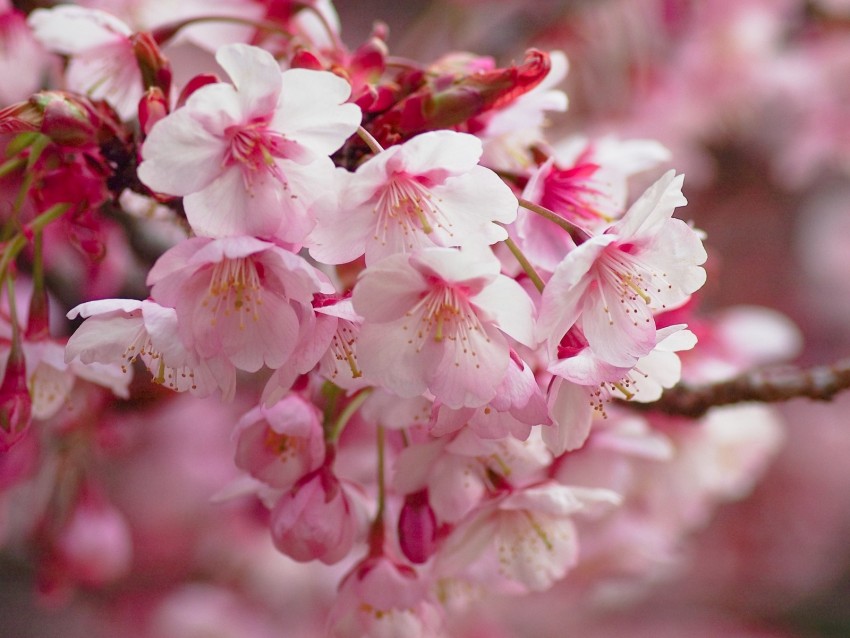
518, 136, 670, 272
270, 470, 365, 565
65, 298, 234, 398
544, 325, 698, 455
233, 395, 325, 489
53, 488, 133, 587
430, 353, 550, 440
536, 171, 706, 368
352, 247, 535, 409
28, 6, 141, 119
147, 236, 333, 374
477, 50, 570, 172
329, 555, 444, 638
138, 43, 361, 242
308, 130, 518, 265
435, 482, 619, 594
0, 3, 51, 106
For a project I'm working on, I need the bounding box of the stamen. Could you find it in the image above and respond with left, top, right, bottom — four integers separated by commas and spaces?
203, 257, 264, 329
373, 174, 451, 249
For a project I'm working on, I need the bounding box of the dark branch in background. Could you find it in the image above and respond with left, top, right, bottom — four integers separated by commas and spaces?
631, 358, 850, 419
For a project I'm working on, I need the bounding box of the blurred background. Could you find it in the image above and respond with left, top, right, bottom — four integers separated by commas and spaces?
333, 1, 850, 636
3, 1, 850, 636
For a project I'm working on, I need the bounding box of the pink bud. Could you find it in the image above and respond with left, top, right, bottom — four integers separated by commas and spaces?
0, 345, 32, 452
330, 554, 444, 637
234, 395, 325, 489
131, 31, 172, 97
55, 491, 133, 586
270, 470, 362, 565
139, 87, 168, 136
176, 74, 219, 109
33, 91, 98, 147
398, 490, 438, 564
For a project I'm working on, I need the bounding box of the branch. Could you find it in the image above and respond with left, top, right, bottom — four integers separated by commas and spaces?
632, 358, 850, 418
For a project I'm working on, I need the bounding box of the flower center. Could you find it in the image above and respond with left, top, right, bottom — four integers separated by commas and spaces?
540, 160, 612, 224
264, 429, 305, 460
328, 320, 362, 379
203, 257, 264, 329
596, 245, 671, 327
224, 120, 296, 188
405, 282, 485, 360
122, 329, 199, 391
373, 174, 453, 249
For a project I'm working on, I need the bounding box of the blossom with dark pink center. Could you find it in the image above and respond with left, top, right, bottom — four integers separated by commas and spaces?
138, 43, 361, 242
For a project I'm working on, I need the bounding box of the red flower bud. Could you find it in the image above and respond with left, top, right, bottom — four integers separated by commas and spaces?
0, 343, 32, 452
398, 489, 438, 564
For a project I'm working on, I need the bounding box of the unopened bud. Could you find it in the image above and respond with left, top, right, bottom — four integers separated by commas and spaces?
139, 87, 168, 136
0, 344, 32, 452
131, 32, 172, 98
398, 489, 438, 564
31, 91, 98, 147
176, 74, 219, 109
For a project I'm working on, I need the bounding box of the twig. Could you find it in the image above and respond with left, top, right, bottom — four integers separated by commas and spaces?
632, 358, 850, 418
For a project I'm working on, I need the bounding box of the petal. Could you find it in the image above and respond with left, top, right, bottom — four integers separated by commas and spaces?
138, 108, 227, 195
28, 7, 131, 54
184, 167, 287, 238
273, 68, 361, 155
471, 274, 535, 347
352, 254, 426, 323
215, 43, 282, 116
612, 170, 687, 239
424, 323, 508, 409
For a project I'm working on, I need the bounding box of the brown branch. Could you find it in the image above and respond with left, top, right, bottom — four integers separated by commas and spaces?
631, 358, 850, 419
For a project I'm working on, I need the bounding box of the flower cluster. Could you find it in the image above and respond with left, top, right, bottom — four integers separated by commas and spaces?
0, 1, 809, 636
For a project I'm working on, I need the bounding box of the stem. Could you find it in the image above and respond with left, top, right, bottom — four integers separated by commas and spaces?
374, 424, 386, 524
357, 126, 384, 154
298, 2, 345, 51
154, 16, 294, 43
0, 203, 71, 282
5, 273, 19, 339
327, 387, 373, 443
0, 235, 25, 284
367, 423, 387, 556
0, 156, 25, 179
518, 198, 592, 240
632, 358, 850, 418
503, 236, 545, 293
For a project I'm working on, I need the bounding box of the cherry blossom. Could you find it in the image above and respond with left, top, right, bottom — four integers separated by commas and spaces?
233, 395, 325, 490
435, 482, 620, 593
308, 130, 518, 265
328, 554, 444, 638
353, 247, 535, 409
138, 42, 361, 242
28, 6, 141, 119
270, 469, 366, 565
537, 171, 706, 368
65, 298, 233, 398
146, 236, 333, 374
517, 136, 670, 272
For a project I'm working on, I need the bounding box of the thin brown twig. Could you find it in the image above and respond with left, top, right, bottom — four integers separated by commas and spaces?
631, 358, 850, 419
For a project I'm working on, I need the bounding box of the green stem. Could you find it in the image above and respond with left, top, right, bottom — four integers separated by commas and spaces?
298, 2, 345, 51
0, 203, 71, 281
161, 16, 295, 41
374, 424, 386, 524
518, 197, 592, 240
357, 126, 384, 154
327, 387, 373, 444
503, 236, 545, 293
5, 274, 16, 322
0, 156, 25, 179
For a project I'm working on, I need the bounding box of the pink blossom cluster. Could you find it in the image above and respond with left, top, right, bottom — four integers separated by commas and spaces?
0, 1, 810, 637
